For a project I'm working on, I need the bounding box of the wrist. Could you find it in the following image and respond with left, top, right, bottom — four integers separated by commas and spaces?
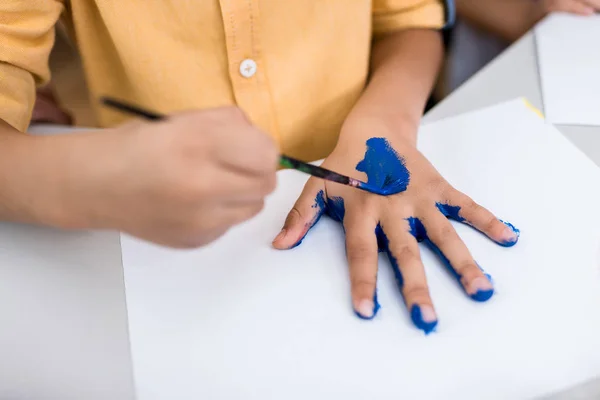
339, 115, 419, 149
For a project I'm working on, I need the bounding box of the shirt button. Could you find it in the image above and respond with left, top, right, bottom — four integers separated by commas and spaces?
239, 59, 257, 78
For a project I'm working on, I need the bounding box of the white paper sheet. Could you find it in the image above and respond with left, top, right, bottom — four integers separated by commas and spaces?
122, 99, 600, 400
535, 14, 600, 126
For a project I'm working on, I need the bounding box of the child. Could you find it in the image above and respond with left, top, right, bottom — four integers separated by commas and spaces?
0, 1, 519, 324
441, 0, 600, 95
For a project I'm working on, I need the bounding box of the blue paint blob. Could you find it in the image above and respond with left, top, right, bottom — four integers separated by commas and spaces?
410, 304, 438, 335
499, 219, 520, 247
470, 289, 494, 302
376, 225, 404, 288
407, 217, 427, 242
435, 202, 466, 222
355, 137, 410, 196
325, 196, 345, 223
354, 292, 381, 320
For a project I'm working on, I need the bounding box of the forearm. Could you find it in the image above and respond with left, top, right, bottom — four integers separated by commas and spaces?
341, 29, 443, 147
456, 0, 540, 43
0, 119, 80, 227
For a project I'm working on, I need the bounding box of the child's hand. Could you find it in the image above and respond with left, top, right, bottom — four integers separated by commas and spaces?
32, 84, 73, 125
539, 0, 600, 15
272, 129, 519, 333
49, 107, 278, 248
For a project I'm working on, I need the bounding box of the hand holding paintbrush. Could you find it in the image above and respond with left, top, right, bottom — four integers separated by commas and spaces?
101, 97, 386, 196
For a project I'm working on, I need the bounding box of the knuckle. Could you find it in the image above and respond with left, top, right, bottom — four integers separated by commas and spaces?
463, 197, 482, 215
433, 223, 457, 241
347, 242, 373, 264
351, 278, 376, 293
166, 174, 212, 206
402, 285, 430, 301
455, 261, 480, 279
425, 177, 449, 195
483, 215, 498, 233
393, 244, 417, 262
284, 207, 302, 227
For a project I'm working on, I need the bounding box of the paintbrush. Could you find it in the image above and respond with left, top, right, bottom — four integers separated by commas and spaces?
100, 97, 383, 195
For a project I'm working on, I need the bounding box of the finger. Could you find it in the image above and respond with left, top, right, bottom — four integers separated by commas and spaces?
210, 166, 277, 202
579, 0, 600, 11
221, 200, 266, 226
344, 214, 380, 320
438, 191, 520, 247
379, 219, 438, 334
216, 124, 280, 176
421, 209, 494, 302
551, 0, 594, 14
175, 108, 279, 176
272, 178, 327, 250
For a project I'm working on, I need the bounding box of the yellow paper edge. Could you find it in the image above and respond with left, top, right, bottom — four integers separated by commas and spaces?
521, 98, 544, 119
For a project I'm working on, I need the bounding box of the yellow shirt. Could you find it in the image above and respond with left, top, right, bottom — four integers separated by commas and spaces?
0, 0, 452, 161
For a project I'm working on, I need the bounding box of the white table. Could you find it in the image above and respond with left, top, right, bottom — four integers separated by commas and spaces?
1, 29, 598, 400
426, 31, 600, 399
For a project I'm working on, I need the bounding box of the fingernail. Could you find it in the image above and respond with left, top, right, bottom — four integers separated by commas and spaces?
499, 220, 520, 247
355, 299, 375, 319
410, 304, 438, 335
273, 229, 286, 243
469, 276, 494, 302
584, 7, 595, 15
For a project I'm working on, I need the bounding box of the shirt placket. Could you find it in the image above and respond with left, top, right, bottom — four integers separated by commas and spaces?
219, 0, 280, 143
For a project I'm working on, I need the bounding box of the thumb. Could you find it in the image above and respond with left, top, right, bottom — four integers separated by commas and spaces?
272, 177, 326, 250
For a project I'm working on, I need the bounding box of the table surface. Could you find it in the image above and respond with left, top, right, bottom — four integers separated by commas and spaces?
2, 29, 599, 400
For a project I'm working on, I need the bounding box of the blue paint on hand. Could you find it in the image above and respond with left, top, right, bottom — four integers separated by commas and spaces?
407, 216, 495, 303
288, 191, 328, 249
354, 292, 381, 320
470, 289, 494, 302
296, 138, 506, 334
410, 305, 438, 335
325, 196, 346, 223
355, 137, 410, 196
499, 220, 520, 247
435, 202, 466, 222
376, 223, 440, 334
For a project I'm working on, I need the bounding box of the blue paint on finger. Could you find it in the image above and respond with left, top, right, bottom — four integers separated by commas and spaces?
325, 196, 346, 223
411, 305, 438, 335
306, 191, 382, 320
376, 225, 404, 288
377, 223, 440, 334
499, 220, 520, 247
289, 191, 327, 249
406, 216, 495, 303
470, 288, 494, 302
435, 203, 466, 222
355, 137, 410, 196
354, 292, 381, 320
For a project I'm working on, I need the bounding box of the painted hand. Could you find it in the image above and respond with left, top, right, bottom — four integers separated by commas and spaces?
272, 136, 519, 334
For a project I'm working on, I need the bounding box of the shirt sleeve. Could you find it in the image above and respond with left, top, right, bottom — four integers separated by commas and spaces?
372, 0, 455, 37
0, 0, 64, 131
